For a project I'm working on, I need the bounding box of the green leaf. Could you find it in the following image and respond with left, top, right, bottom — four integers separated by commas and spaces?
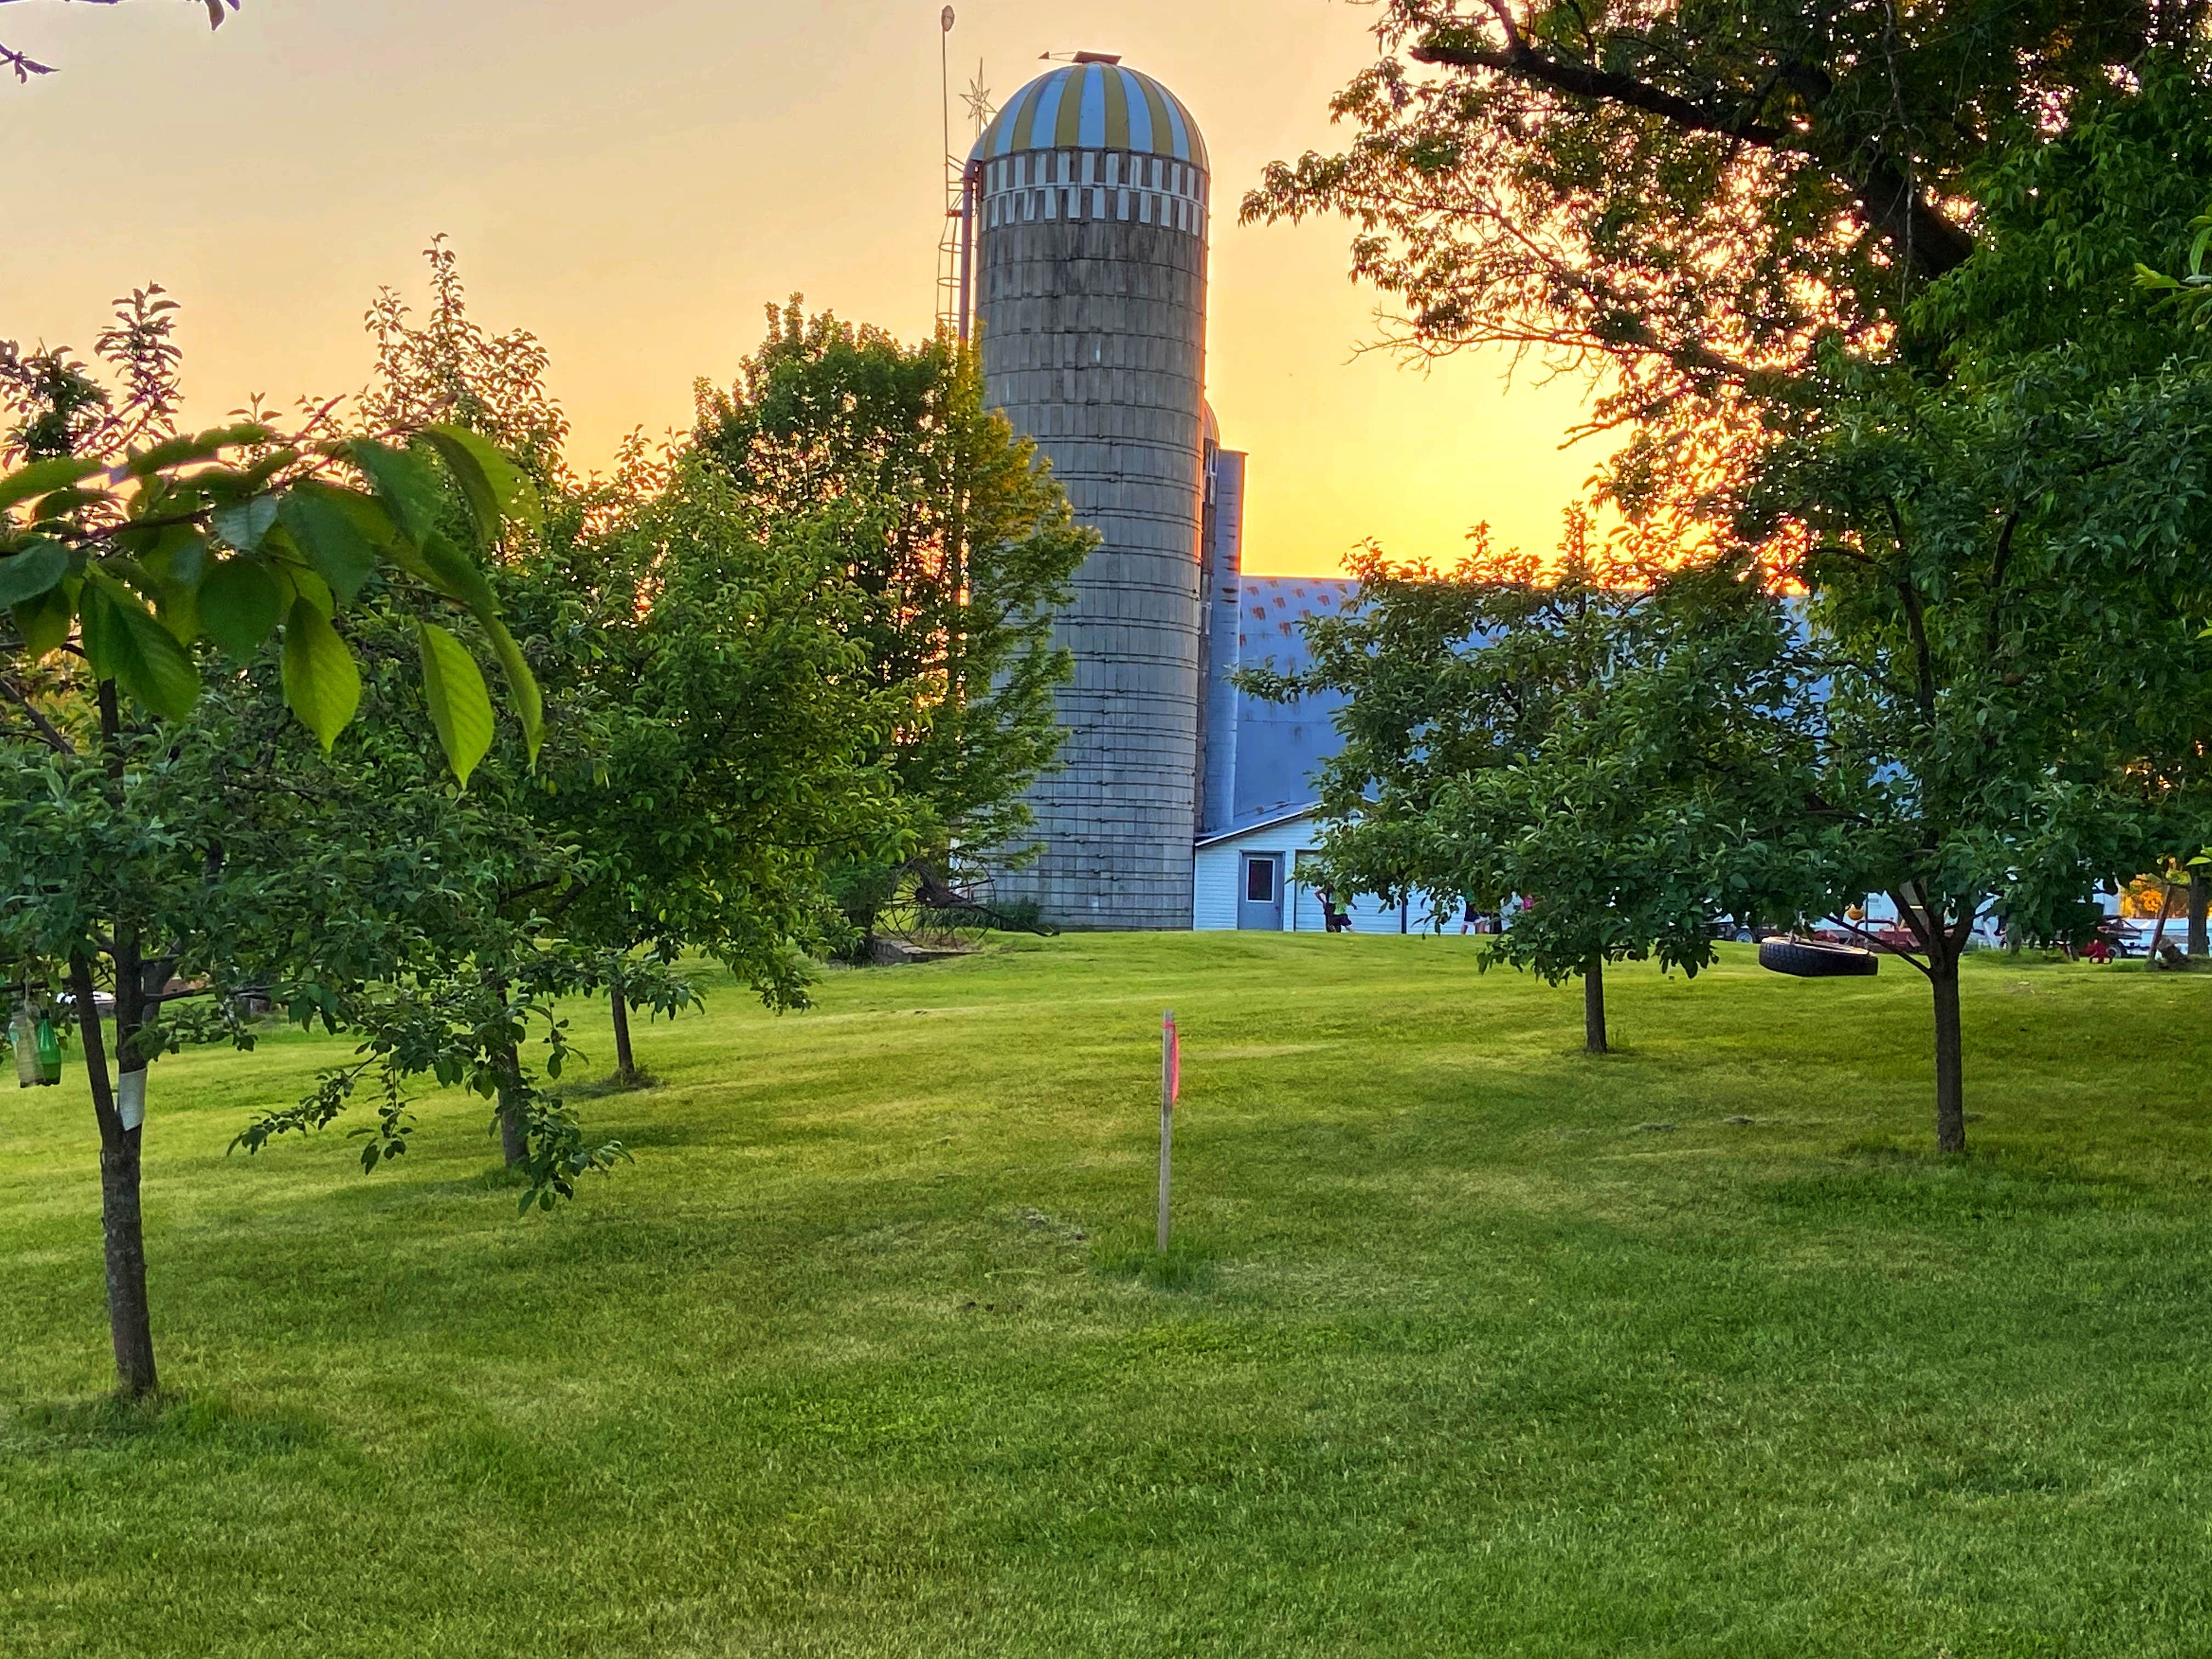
143, 525, 207, 589
13, 582, 75, 658
278, 560, 335, 620
199, 557, 286, 658
278, 489, 380, 602
424, 425, 542, 535
200, 421, 276, 451
27, 486, 108, 521
0, 538, 70, 607
79, 582, 200, 719
236, 448, 300, 493
294, 479, 400, 551
280, 599, 360, 750
343, 439, 444, 545
483, 614, 544, 764
0, 457, 99, 513
211, 495, 280, 552
100, 555, 163, 607
417, 531, 500, 619
123, 433, 223, 478
154, 574, 200, 646
416, 621, 494, 785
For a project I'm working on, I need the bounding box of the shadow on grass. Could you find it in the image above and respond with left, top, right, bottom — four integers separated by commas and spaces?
1092, 1233, 1220, 1293
603, 1121, 715, 1150
561, 1073, 662, 1100
5, 1389, 329, 1457
450, 1162, 532, 1195
1764, 1143, 2138, 1227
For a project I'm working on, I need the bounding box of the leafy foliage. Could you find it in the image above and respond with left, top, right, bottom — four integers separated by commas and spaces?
1248, 523, 1816, 1047
505, 461, 907, 1018
1, 419, 541, 772
357, 259, 900, 1079
0, 284, 554, 1395
695, 301, 1090, 928
1244, 3, 2212, 519
359, 238, 570, 483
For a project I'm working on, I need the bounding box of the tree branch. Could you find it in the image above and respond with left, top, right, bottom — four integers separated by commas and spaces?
1884, 506, 1938, 721
1413, 26, 1790, 146
2, 40, 57, 80
1888, 884, 1943, 960
1821, 911, 1930, 977
1412, 25, 1976, 278
4, 1, 235, 84
1982, 507, 2022, 656
0, 670, 75, 754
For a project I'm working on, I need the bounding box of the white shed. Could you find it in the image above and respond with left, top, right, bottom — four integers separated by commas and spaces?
1191, 806, 1416, 933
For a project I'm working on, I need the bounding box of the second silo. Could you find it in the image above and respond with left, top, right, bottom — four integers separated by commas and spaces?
970, 55, 1210, 929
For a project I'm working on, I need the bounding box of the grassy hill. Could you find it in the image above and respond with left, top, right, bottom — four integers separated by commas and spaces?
4, 935, 2211, 1656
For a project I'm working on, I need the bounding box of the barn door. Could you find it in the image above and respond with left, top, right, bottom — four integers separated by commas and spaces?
1238, 853, 1284, 931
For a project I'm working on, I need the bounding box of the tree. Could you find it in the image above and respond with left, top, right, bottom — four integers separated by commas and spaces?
1703, 58, 2212, 1149
1257, 8, 2212, 1147
694, 302, 1088, 932
1740, 346, 2212, 1150
1243, 2, 2212, 515
4, 0, 236, 83
357, 251, 900, 1079
1451, 556, 1821, 1052
2, 293, 543, 1397
1251, 518, 1816, 1054
359, 235, 569, 484
502, 463, 906, 1084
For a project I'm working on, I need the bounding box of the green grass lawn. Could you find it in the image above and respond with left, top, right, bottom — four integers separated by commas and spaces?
4, 935, 2211, 1657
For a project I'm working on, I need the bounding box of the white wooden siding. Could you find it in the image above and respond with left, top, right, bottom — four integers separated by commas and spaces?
1194, 811, 1419, 933
1192, 815, 1309, 930
1192, 842, 1243, 930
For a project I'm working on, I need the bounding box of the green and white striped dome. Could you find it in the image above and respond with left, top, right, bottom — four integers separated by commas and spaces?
972, 58, 1208, 173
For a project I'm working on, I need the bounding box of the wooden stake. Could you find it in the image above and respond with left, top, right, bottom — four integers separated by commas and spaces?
1158, 1010, 1178, 1254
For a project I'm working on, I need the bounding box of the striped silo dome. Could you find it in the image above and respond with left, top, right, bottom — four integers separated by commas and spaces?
971, 59, 1208, 172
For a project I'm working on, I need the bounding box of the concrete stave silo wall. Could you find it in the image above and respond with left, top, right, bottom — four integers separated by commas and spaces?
977, 153, 1209, 930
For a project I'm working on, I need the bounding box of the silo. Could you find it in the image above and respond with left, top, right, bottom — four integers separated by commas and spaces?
969, 55, 1210, 929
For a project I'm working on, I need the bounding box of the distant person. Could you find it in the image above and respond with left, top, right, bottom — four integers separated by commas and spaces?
1320, 891, 1351, 934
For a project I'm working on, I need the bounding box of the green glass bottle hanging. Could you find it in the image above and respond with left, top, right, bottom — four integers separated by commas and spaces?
35, 1013, 62, 1087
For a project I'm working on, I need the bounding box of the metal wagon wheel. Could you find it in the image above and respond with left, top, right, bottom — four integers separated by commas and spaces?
874, 855, 1058, 949
876, 861, 990, 950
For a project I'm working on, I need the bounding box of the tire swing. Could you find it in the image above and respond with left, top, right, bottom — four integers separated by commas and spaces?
1758, 938, 1880, 978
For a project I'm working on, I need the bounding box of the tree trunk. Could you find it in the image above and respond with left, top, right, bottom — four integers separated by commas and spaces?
2147, 882, 2176, 964
1583, 958, 1608, 1055
1931, 951, 1966, 1155
485, 972, 528, 1169
71, 952, 157, 1398
498, 1075, 527, 1169
76, 682, 160, 1395
2190, 877, 2208, 960
610, 984, 638, 1084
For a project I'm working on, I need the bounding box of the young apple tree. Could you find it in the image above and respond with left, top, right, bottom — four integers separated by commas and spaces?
1, 308, 543, 1397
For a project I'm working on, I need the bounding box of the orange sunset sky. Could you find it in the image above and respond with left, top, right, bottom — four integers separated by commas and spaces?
5, 0, 1609, 577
